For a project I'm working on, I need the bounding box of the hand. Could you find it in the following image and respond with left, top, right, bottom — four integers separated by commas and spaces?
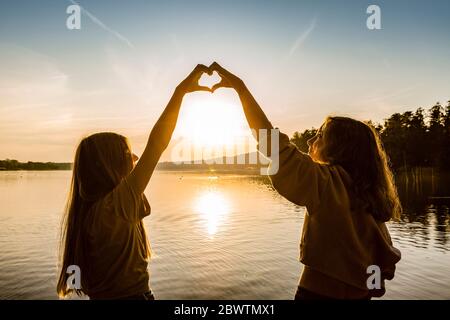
209, 62, 245, 93
176, 64, 212, 95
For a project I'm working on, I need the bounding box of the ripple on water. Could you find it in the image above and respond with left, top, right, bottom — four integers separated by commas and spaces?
1, 171, 449, 299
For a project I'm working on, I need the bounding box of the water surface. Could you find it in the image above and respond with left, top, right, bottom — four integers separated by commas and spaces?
0, 171, 449, 299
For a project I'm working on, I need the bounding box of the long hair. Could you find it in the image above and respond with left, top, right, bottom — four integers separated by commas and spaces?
56, 132, 149, 298
320, 117, 402, 222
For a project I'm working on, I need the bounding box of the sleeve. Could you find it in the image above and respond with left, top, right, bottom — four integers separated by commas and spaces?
378, 222, 402, 281
268, 132, 331, 209
110, 177, 151, 223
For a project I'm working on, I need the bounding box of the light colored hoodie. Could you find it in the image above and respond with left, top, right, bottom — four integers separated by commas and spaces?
269, 132, 401, 298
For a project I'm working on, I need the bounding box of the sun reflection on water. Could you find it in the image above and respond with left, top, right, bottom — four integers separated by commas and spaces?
194, 189, 230, 236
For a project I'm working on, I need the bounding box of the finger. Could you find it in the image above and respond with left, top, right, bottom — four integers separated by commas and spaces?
206, 65, 213, 76
193, 64, 210, 76
185, 64, 208, 84
211, 80, 228, 92
209, 62, 235, 83
209, 62, 226, 75
191, 64, 212, 83
193, 85, 212, 92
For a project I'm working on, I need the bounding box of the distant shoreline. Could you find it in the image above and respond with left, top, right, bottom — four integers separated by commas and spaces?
0, 166, 263, 175
0, 161, 264, 174
0, 160, 71, 171
1, 160, 449, 177
0, 156, 266, 173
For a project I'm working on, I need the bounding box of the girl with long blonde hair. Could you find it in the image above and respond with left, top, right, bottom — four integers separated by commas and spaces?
57, 65, 212, 299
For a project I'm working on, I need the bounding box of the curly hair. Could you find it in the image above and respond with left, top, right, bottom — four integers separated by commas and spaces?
319, 116, 402, 222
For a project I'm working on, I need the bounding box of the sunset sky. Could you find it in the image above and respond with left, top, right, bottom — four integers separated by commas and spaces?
1, 0, 449, 162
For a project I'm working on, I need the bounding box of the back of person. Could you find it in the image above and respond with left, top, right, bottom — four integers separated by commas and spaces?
84, 177, 151, 299
301, 167, 401, 299
200, 62, 403, 299
57, 64, 213, 299
269, 118, 402, 299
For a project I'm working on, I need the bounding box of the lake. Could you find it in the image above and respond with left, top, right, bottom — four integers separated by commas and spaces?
0, 170, 449, 299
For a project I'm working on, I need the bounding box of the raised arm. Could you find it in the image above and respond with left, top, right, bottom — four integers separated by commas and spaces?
209, 62, 274, 141
128, 64, 211, 193
209, 62, 333, 208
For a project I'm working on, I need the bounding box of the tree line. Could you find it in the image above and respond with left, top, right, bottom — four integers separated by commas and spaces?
0, 159, 71, 171
290, 101, 450, 171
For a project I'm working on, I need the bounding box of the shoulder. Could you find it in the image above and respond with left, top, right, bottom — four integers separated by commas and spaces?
89, 177, 148, 225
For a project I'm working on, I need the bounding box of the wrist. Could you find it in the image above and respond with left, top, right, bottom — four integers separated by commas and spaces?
235, 80, 248, 96
173, 87, 186, 100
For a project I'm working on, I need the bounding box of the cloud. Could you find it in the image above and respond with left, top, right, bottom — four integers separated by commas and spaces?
69, 0, 135, 49
0, 44, 70, 110
363, 86, 419, 104
288, 18, 317, 57
106, 47, 160, 104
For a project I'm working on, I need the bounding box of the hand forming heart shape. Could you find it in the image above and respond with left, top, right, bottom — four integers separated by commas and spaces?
198, 71, 222, 91
176, 62, 244, 95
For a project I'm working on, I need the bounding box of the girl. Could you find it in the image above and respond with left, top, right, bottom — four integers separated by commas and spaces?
209, 62, 402, 300
56, 64, 212, 299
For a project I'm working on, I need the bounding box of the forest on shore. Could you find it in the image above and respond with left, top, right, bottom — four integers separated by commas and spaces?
291, 101, 450, 171
0, 159, 71, 171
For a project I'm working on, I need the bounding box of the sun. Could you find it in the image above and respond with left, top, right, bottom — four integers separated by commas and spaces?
175, 92, 250, 148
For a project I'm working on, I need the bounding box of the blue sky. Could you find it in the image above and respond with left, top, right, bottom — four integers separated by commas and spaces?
1, 0, 449, 161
